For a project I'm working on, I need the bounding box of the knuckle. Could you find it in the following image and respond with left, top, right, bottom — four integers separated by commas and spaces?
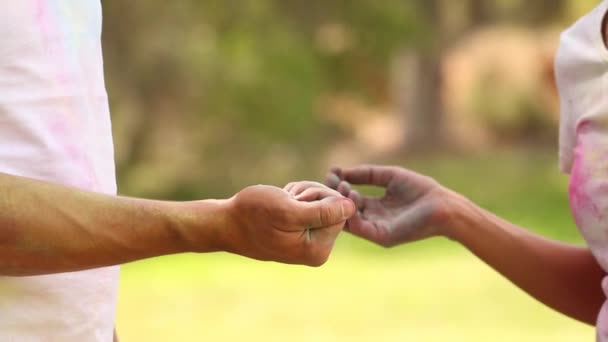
292, 182, 308, 195
232, 192, 247, 211
291, 184, 302, 194
427, 198, 449, 226
237, 185, 263, 204
248, 184, 265, 192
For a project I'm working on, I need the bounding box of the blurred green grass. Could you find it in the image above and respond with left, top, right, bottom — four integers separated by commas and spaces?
116, 149, 593, 341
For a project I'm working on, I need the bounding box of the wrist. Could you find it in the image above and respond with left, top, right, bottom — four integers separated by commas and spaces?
167, 198, 233, 253
439, 189, 485, 242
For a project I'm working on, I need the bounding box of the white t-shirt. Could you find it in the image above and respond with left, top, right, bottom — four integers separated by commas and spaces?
0, 1, 118, 341
557, 0, 608, 175
556, 1, 608, 340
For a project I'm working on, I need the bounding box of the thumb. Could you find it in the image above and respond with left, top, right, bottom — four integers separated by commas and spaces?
293, 196, 356, 229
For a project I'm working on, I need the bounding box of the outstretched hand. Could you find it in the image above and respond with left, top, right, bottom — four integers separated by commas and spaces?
326, 165, 451, 247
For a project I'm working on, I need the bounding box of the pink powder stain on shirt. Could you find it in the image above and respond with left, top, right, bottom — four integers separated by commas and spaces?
35, 0, 54, 53
35, 0, 72, 88
570, 150, 603, 226
569, 121, 608, 225
48, 119, 98, 191
48, 119, 78, 158
33, 0, 98, 191
34, 0, 48, 29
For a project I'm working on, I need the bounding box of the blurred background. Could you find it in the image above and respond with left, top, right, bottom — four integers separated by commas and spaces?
101, 1, 599, 340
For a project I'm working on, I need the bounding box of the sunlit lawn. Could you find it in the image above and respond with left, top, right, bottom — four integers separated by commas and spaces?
117, 243, 593, 341
116, 150, 595, 341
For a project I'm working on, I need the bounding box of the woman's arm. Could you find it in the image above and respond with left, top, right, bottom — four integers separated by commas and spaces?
447, 190, 604, 324
327, 165, 605, 325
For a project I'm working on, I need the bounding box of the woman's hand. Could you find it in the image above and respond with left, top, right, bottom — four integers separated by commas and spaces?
326, 165, 452, 247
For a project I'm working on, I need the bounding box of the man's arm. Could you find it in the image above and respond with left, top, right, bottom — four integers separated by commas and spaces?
0, 172, 355, 276
327, 166, 604, 325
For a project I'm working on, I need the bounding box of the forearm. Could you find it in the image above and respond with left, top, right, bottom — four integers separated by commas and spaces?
0, 172, 223, 276
445, 191, 605, 325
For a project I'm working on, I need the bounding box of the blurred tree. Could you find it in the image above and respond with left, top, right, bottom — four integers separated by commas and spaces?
394, 0, 572, 152
99, 0, 588, 199
394, 0, 444, 152
395, 0, 488, 151
102, 0, 420, 197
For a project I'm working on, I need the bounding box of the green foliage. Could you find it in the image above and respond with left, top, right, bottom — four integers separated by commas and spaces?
102, 0, 423, 197
101, 0, 588, 199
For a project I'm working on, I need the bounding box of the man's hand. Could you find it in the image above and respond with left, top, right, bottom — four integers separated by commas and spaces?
326, 165, 451, 247
184, 183, 355, 266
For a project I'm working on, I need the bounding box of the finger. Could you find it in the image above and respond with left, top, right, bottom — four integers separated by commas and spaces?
336, 181, 352, 197
330, 167, 343, 179
295, 187, 341, 202
343, 219, 351, 232
284, 182, 297, 194
329, 171, 373, 208
340, 165, 400, 187
287, 181, 328, 196
325, 172, 341, 190
293, 196, 356, 229
295, 188, 324, 202
343, 213, 376, 240
347, 189, 364, 210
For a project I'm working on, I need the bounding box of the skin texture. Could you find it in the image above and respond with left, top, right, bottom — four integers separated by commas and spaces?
326, 165, 605, 325
0, 172, 354, 276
